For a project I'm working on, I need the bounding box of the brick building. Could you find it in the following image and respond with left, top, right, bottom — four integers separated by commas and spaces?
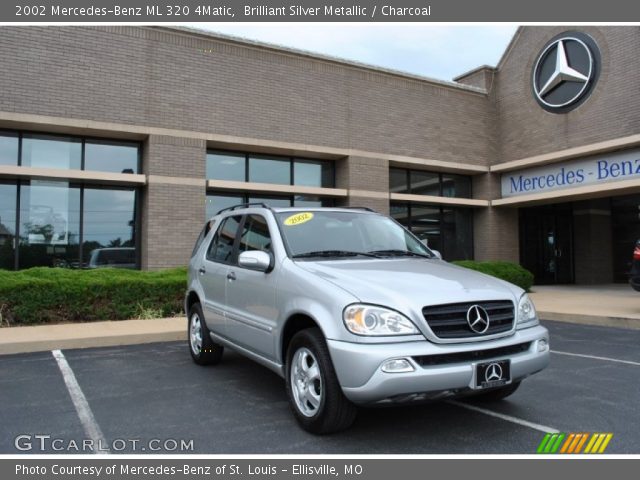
0, 26, 638, 284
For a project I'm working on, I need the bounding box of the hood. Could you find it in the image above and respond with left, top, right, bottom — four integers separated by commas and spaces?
296, 258, 522, 314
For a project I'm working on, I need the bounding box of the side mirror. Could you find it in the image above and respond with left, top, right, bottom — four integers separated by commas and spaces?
238, 250, 272, 272
431, 250, 443, 260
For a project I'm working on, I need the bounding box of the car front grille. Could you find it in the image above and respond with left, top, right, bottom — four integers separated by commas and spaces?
412, 342, 531, 367
422, 300, 514, 339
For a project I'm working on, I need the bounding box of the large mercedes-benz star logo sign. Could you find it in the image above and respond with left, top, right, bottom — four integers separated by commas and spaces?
466, 305, 490, 334
532, 32, 600, 113
485, 363, 503, 382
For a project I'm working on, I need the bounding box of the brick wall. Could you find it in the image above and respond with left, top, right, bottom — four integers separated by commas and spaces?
140, 135, 206, 269
472, 174, 519, 262
0, 26, 493, 167
495, 26, 640, 162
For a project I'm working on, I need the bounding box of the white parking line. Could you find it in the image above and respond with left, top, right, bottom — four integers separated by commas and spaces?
52, 350, 110, 454
551, 350, 640, 366
447, 400, 559, 434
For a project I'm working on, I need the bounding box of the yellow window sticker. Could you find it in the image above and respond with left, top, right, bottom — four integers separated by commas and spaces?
284, 212, 314, 226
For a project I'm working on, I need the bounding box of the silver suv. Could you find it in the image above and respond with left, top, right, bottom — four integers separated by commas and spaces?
186, 205, 549, 433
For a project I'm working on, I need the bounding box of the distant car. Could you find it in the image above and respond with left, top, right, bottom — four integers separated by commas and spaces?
630, 240, 640, 291
88, 247, 136, 269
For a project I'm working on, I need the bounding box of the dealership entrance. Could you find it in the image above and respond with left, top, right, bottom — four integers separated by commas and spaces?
520, 204, 574, 284
519, 194, 640, 285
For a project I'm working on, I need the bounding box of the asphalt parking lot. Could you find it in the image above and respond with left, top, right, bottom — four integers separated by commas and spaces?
1, 320, 639, 454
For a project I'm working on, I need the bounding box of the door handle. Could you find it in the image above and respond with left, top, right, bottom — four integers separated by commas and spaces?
227, 271, 236, 281
198, 267, 206, 275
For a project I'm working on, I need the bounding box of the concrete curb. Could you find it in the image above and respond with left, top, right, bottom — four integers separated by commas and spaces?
0, 317, 186, 355
538, 312, 640, 330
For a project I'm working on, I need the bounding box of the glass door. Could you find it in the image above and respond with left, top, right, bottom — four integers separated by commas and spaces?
520, 204, 574, 284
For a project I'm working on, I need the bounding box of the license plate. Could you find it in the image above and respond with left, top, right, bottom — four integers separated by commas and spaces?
475, 360, 511, 389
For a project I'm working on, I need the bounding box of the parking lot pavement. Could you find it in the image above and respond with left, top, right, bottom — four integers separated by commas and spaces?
1, 320, 639, 454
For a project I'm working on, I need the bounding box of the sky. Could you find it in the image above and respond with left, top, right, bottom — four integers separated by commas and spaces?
194, 25, 519, 82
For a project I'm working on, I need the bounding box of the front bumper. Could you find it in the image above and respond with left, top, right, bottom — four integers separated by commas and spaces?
327, 325, 549, 405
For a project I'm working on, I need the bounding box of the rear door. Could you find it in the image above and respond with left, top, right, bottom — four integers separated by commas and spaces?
199, 215, 242, 336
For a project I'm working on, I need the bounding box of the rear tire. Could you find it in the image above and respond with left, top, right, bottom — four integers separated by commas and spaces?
188, 302, 224, 366
472, 381, 521, 401
285, 328, 357, 434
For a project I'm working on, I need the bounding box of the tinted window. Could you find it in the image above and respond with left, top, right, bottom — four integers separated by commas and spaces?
0, 182, 17, 269
249, 156, 290, 185
82, 188, 136, 267
0, 133, 18, 166
18, 181, 81, 268
410, 204, 441, 250
239, 215, 272, 253
206, 152, 246, 181
206, 193, 244, 219
84, 142, 139, 174
248, 196, 291, 207
21, 135, 82, 170
391, 202, 473, 261
441, 173, 472, 198
207, 216, 241, 263
293, 160, 333, 187
410, 171, 440, 196
293, 195, 335, 208
389, 168, 408, 193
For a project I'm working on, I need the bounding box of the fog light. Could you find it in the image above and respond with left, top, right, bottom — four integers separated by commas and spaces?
381, 358, 415, 373
538, 339, 549, 352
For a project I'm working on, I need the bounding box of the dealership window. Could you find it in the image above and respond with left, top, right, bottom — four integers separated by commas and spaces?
249, 156, 291, 185
0, 132, 19, 166
206, 150, 335, 188
1, 130, 140, 173
0, 180, 138, 270
0, 182, 17, 269
205, 192, 335, 219
390, 202, 473, 261
82, 187, 136, 267
22, 135, 82, 170
206, 151, 245, 182
84, 141, 139, 174
389, 167, 471, 198
18, 181, 81, 269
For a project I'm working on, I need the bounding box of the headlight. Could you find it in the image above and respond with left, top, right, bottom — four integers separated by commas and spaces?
343, 304, 419, 336
517, 294, 539, 329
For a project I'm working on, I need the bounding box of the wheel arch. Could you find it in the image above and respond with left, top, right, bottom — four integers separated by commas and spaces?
185, 290, 201, 316
280, 313, 322, 365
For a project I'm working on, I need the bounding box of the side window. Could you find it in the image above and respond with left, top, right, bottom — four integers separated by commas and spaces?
206, 215, 242, 263
239, 214, 272, 253
191, 220, 214, 258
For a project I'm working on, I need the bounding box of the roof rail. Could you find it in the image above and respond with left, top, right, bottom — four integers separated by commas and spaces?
215, 202, 274, 215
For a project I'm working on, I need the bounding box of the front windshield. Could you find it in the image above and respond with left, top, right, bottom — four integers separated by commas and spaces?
275, 210, 433, 259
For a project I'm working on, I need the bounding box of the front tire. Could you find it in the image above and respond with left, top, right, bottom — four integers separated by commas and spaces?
188, 303, 223, 365
285, 328, 357, 434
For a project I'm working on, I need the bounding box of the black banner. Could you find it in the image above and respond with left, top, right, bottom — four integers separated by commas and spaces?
3, 0, 640, 22
4, 458, 640, 480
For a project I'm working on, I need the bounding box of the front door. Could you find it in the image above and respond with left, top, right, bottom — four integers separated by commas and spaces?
225, 214, 279, 361
520, 205, 574, 284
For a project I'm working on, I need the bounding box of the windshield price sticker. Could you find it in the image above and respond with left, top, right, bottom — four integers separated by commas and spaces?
284, 212, 314, 226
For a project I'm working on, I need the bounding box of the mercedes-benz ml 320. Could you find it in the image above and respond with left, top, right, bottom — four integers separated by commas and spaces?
185, 205, 549, 433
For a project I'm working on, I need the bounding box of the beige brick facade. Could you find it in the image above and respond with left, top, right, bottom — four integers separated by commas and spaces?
1, 26, 639, 280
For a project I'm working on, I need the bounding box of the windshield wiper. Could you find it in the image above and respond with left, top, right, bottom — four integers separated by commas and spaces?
292, 250, 380, 259
367, 249, 432, 259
